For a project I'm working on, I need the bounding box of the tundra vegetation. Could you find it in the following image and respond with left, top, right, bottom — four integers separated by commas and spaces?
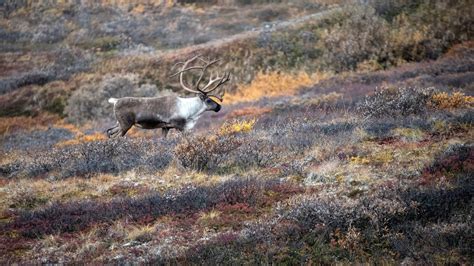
0, 0, 473, 264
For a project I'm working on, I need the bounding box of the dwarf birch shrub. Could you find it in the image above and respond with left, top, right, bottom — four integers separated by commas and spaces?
358, 87, 434, 118
174, 134, 242, 171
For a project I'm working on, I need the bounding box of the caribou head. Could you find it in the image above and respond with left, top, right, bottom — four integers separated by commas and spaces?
170, 55, 230, 112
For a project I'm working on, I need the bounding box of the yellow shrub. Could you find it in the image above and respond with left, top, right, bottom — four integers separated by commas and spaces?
350, 156, 370, 165
350, 151, 393, 165
219, 119, 256, 135
433, 120, 448, 134
430, 92, 474, 109
371, 150, 394, 165
225, 71, 331, 104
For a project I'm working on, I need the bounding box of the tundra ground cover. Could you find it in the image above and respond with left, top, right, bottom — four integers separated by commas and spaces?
0, 0, 473, 263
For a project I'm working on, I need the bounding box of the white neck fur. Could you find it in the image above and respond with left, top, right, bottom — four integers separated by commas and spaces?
176, 96, 206, 120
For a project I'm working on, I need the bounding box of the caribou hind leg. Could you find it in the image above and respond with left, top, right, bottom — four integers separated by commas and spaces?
162, 128, 170, 138
115, 114, 134, 137
106, 120, 131, 138
106, 122, 120, 138
107, 127, 121, 138
120, 125, 132, 137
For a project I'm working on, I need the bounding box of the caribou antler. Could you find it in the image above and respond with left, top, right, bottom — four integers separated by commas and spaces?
170, 55, 230, 100
203, 71, 230, 101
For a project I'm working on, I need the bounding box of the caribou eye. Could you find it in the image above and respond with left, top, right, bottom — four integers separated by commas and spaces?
206, 98, 212, 104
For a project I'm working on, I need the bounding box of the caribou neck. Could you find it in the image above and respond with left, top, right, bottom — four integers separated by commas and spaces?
176, 96, 206, 120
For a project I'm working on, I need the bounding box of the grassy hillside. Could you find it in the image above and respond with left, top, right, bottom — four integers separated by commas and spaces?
0, 0, 473, 263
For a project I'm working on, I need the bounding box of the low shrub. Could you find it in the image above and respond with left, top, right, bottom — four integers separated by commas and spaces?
0, 71, 54, 95
229, 137, 279, 169
5, 183, 48, 209
278, 176, 474, 262
76, 36, 123, 51
1, 127, 74, 152
174, 133, 242, 171
6, 178, 288, 237
0, 114, 58, 135
0, 47, 91, 96
391, 127, 425, 142
357, 87, 434, 118
422, 143, 473, 183
31, 22, 70, 44
388, 1, 473, 62
179, 176, 473, 264
290, 92, 343, 108
55, 132, 108, 147
2, 138, 174, 179
321, 6, 390, 72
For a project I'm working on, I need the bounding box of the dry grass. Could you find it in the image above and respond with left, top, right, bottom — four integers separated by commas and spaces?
198, 210, 222, 226
125, 224, 156, 243
55, 132, 107, 147
225, 71, 331, 104
0, 114, 59, 136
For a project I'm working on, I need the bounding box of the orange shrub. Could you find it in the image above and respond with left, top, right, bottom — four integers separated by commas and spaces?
225, 71, 331, 104
0, 114, 59, 135
55, 132, 106, 147
430, 92, 474, 109
54, 121, 83, 136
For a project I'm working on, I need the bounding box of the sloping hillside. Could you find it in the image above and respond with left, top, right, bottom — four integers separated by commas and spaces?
0, 0, 473, 263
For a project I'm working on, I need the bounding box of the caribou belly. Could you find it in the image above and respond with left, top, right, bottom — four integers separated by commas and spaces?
135, 120, 167, 129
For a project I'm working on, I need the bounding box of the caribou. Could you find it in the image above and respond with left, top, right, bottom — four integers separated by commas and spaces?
106, 55, 230, 138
